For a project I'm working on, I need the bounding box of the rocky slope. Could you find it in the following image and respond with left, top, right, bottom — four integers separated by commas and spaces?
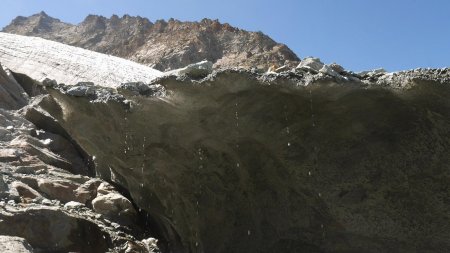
2, 12, 300, 71
0, 62, 161, 252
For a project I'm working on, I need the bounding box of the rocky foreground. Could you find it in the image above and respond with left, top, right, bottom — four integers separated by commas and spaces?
0, 36, 449, 253
1, 62, 161, 252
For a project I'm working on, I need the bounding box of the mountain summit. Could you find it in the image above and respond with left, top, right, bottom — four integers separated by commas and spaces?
3, 12, 300, 71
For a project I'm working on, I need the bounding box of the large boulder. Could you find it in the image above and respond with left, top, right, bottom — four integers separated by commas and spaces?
0, 206, 110, 252
0, 236, 34, 253
37, 178, 79, 203
10, 181, 42, 202
92, 192, 136, 218
0, 62, 28, 110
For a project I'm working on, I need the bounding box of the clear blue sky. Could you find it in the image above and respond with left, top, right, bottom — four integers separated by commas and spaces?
0, 0, 449, 72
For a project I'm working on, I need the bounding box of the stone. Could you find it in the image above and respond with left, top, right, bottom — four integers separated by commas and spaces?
0, 206, 110, 252
319, 65, 341, 78
274, 65, 289, 73
76, 81, 95, 86
0, 62, 28, 110
9, 136, 72, 171
64, 201, 84, 209
166, 60, 213, 78
73, 179, 102, 204
96, 182, 116, 195
117, 82, 150, 96
41, 78, 57, 87
142, 238, 159, 252
0, 175, 9, 198
37, 178, 79, 203
66, 86, 96, 97
92, 192, 136, 217
0, 236, 34, 253
266, 64, 279, 73
14, 166, 43, 175
0, 148, 21, 162
116, 82, 165, 97
10, 181, 41, 201
40, 199, 52, 205
296, 57, 324, 71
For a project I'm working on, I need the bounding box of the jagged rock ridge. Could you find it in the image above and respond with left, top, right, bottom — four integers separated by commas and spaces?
2, 12, 300, 71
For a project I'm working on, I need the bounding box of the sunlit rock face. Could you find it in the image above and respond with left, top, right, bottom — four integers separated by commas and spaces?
33, 70, 450, 253
2, 12, 300, 71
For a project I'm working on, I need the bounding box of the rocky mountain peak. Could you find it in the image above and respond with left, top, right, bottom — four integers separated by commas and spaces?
6, 11, 68, 36
3, 12, 300, 71
80, 14, 107, 32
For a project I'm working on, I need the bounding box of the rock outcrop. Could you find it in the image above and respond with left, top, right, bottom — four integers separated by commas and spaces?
0, 60, 161, 252
0, 63, 28, 109
0, 236, 34, 253
2, 12, 300, 71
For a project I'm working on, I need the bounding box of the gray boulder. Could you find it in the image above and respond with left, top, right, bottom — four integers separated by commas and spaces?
41, 78, 57, 87
165, 60, 213, 78
66, 85, 96, 97
92, 192, 136, 218
0, 236, 34, 253
320, 65, 341, 78
0, 62, 28, 109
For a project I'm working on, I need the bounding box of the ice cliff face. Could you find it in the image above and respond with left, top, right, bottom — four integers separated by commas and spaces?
0, 32, 162, 88
28, 67, 450, 253
0, 24, 449, 253
2, 12, 300, 71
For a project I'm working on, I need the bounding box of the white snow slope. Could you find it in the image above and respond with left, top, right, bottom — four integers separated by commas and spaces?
0, 32, 162, 88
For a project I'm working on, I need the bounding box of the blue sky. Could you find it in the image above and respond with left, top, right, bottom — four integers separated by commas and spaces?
0, 0, 449, 72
